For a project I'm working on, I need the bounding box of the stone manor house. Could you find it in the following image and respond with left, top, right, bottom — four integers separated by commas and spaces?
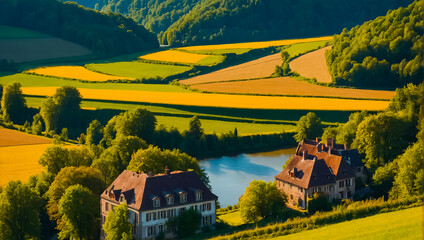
100, 169, 217, 240
275, 138, 367, 209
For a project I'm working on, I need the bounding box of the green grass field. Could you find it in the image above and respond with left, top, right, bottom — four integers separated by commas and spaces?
196, 55, 226, 66
283, 40, 330, 57
85, 61, 192, 80
156, 116, 295, 135
0, 73, 189, 92
218, 211, 244, 226
0, 25, 50, 39
272, 207, 423, 240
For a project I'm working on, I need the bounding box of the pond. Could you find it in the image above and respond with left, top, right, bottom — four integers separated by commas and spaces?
199, 148, 296, 207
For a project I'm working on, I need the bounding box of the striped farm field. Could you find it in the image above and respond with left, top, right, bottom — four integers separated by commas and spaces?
191, 77, 395, 100
27, 66, 134, 81
180, 53, 282, 84
179, 36, 332, 50
290, 46, 332, 83
0, 128, 52, 147
85, 61, 192, 80
139, 50, 225, 65
0, 144, 51, 186
21, 87, 390, 111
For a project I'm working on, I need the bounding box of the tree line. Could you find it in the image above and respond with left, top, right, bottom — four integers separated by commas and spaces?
0, 0, 159, 57
326, 0, 423, 88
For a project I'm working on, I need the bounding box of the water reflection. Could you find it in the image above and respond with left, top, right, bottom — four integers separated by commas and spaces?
199, 148, 295, 207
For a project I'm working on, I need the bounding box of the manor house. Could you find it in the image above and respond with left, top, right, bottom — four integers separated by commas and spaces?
100, 169, 218, 240
275, 138, 366, 209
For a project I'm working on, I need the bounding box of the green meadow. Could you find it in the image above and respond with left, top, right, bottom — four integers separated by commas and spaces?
0, 25, 50, 39
282, 40, 330, 57
272, 207, 422, 240
85, 61, 192, 80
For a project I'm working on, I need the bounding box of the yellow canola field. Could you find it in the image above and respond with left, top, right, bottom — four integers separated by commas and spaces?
27, 66, 135, 82
179, 36, 333, 51
140, 50, 210, 64
0, 144, 50, 186
22, 87, 389, 111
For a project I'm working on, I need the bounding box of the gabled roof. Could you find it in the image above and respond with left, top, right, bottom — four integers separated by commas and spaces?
275, 138, 356, 188
101, 170, 217, 211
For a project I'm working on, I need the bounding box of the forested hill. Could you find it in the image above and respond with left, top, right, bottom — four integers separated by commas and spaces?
161, 0, 412, 46
0, 0, 159, 57
326, 0, 423, 88
69, 0, 200, 38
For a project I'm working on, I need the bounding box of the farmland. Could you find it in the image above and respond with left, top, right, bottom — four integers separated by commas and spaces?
271, 207, 422, 240
191, 77, 395, 100
21, 87, 390, 111
85, 61, 193, 80
0, 128, 53, 186
289, 46, 333, 83
139, 50, 225, 66
179, 36, 332, 51
27, 66, 134, 81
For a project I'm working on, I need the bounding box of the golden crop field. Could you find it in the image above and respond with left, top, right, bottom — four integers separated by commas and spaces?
139, 50, 210, 63
0, 128, 52, 147
22, 87, 390, 111
290, 46, 332, 83
180, 53, 282, 85
27, 66, 135, 82
191, 77, 395, 100
0, 144, 50, 186
178, 36, 332, 51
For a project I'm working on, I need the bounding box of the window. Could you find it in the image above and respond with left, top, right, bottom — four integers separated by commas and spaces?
159, 210, 165, 219
146, 226, 155, 237
105, 202, 109, 211
339, 181, 344, 188
290, 195, 293, 200
166, 209, 175, 218
356, 167, 361, 173
346, 179, 351, 187
153, 198, 160, 208
196, 191, 202, 201
146, 213, 152, 222
180, 193, 187, 203
207, 203, 211, 211
318, 187, 321, 192
282, 182, 285, 187
152, 212, 156, 221
179, 207, 186, 215
167, 195, 174, 205
159, 224, 166, 233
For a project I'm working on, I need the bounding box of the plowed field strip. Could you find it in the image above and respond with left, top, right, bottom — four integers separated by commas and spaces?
21, 87, 389, 111
191, 77, 394, 100
290, 46, 332, 83
0, 128, 52, 147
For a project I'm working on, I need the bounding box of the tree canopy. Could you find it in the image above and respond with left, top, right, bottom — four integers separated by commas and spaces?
238, 180, 287, 223
1, 82, 28, 124
103, 203, 132, 240
294, 112, 323, 142
326, 0, 423, 88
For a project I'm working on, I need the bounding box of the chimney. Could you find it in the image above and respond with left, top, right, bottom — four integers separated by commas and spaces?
165, 166, 171, 175
327, 137, 334, 149
303, 150, 308, 160
344, 143, 348, 150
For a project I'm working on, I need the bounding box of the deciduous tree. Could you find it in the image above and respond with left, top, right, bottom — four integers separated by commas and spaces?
294, 112, 323, 142
1, 82, 27, 124
103, 203, 132, 240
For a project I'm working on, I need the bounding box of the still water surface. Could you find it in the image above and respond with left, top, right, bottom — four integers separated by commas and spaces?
199, 148, 295, 207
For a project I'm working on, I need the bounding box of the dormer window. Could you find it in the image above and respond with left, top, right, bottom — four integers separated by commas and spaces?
120, 195, 125, 203
153, 197, 160, 208
167, 195, 174, 205
180, 193, 187, 203
196, 191, 202, 201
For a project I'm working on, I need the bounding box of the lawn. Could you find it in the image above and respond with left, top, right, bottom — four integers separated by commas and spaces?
0, 73, 189, 92
21, 87, 390, 111
85, 61, 193, 80
178, 36, 332, 51
271, 207, 423, 240
27, 66, 135, 81
156, 116, 296, 135
218, 211, 244, 226
0, 25, 50, 39
282, 40, 330, 57
139, 50, 225, 66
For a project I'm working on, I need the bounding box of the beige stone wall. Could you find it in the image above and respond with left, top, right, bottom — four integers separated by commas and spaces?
276, 179, 306, 208
335, 178, 355, 199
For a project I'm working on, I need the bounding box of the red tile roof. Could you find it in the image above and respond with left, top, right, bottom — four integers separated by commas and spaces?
101, 170, 217, 211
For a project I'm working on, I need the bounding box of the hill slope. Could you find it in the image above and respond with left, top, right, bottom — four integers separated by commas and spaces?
0, 0, 159, 57
70, 0, 200, 38
161, 0, 412, 46
326, 0, 423, 88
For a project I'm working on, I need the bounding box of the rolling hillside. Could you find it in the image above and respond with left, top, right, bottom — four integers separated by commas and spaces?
162, 0, 412, 46
0, 0, 159, 57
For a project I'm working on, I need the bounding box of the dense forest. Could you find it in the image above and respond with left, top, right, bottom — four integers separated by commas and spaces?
0, 0, 159, 56
69, 0, 200, 39
161, 0, 411, 46
326, 0, 423, 88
